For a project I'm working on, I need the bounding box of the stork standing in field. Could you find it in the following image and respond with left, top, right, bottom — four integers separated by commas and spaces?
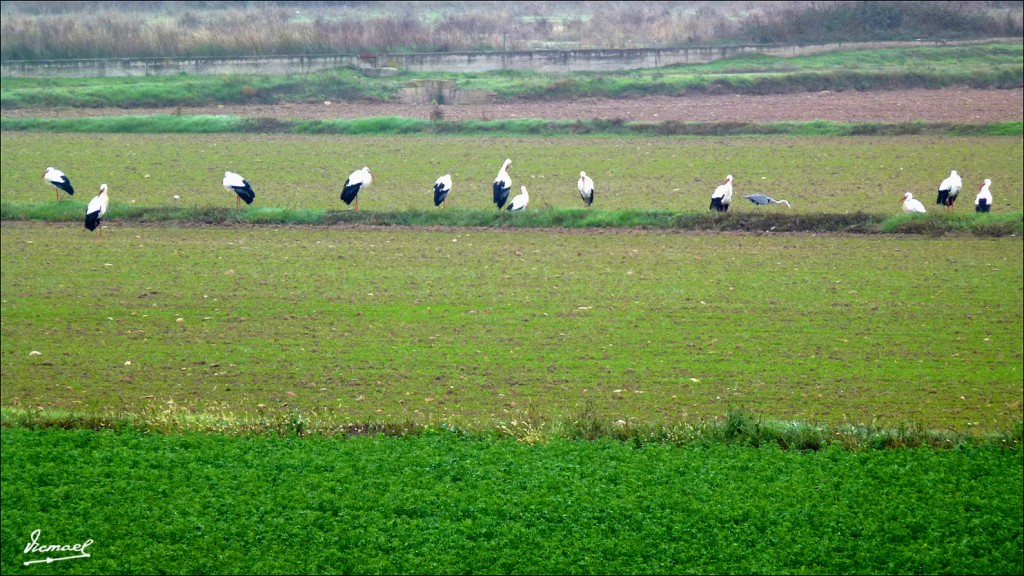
433, 174, 452, 208
975, 179, 993, 213
709, 174, 733, 212
936, 170, 962, 211
85, 184, 109, 237
493, 159, 512, 210
341, 166, 372, 211
44, 167, 75, 202
507, 186, 529, 211
577, 171, 595, 208
743, 194, 791, 208
899, 192, 927, 213
223, 171, 255, 208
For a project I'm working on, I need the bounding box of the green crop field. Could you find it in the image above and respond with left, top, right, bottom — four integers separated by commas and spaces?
2, 428, 1021, 575
2, 132, 1022, 214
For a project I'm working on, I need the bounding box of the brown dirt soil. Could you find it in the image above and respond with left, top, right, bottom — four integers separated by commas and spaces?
4, 88, 1022, 123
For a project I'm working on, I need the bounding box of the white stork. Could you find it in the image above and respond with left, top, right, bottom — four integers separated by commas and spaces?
341, 166, 372, 211
900, 192, 927, 213
223, 171, 255, 208
44, 167, 75, 202
577, 171, 594, 208
493, 159, 512, 210
743, 194, 791, 208
709, 174, 733, 212
85, 184, 109, 237
975, 179, 992, 213
433, 174, 453, 208
936, 170, 962, 211
507, 186, 529, 211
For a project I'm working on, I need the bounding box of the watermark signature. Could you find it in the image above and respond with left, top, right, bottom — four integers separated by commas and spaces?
22, 529, 93, 566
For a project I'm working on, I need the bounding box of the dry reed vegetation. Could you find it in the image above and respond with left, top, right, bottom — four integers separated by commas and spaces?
1, 1, 1020, 60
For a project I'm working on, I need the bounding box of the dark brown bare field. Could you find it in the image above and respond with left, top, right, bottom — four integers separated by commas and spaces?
4, 88, 1021, 123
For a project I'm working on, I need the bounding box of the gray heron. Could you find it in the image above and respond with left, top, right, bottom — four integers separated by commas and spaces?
743, 194, 791, 208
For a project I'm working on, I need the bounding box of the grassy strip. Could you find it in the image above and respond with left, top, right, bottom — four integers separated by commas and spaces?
2, 44, 1021, 108
0, 68, 398, 109
3, 426, 1022, 574
3, 406, 1021, 452
3, 115, 1022, 137
3, 203, 1021, 235
504, 67, 1024, 100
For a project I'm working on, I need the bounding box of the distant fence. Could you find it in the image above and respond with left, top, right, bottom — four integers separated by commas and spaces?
2, 37, 1018, 78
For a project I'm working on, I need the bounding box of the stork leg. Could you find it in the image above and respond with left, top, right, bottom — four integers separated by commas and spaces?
236, 195, 241, 209
354, 196, 360, 212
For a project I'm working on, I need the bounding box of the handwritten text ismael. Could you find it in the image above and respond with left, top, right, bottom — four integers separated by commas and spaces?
23, 530, 93, 565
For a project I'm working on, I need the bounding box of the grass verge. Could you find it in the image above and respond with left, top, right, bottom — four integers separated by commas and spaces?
3, 115, 1022, 137
3, 203, 1021, 235
3, 406, 1021, 451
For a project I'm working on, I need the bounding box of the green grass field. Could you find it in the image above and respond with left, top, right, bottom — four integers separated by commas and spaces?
3, 428, 1021, 574
2, 223, 1021, 432
3, 133, 1022, 214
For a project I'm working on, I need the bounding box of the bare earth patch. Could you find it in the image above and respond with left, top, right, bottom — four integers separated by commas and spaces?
4, 88, 1021, 123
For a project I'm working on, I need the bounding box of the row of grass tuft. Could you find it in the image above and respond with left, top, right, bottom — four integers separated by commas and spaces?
4, 202, 1020, 235
3, 115, 1021, 137
3, 406, 1020, 452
